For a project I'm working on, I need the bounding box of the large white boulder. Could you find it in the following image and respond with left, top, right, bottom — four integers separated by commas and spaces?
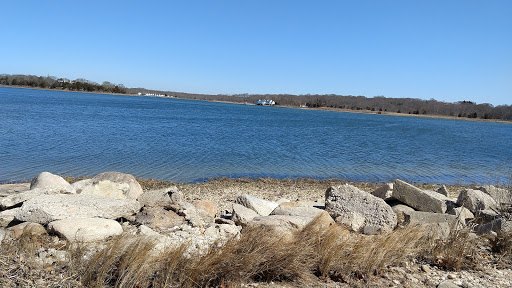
392, 180, 448, 213
30, 172, 75, 194
235, 194, 279, 216
79, 172, 143, 200
325, 184, 397, 233
48, 218, 123, 242
15, 194, 141, 225
0, 187, 62, 209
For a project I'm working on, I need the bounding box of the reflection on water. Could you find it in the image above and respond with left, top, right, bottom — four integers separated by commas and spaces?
1, 87, 511, 184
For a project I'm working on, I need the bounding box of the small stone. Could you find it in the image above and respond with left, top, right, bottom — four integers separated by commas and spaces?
447, 273, 457, 279
421, 264, 431, 273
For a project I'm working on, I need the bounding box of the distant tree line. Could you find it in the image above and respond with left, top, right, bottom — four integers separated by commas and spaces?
2, 74, 510, 121
127, 88, 512, 121
0, 74, 127, 94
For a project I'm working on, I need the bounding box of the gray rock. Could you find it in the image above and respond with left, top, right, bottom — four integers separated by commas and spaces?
325, 184, 397, 233
392, 204, 415, 225
89, 172, 143, 200
456, 189, 499, 214
168, 202, 214, 228
0, 187, 62, 209
270, 205, 325, 218
137, 186, 182, 207
334, 211, 366, 232
0, 183, 30, 197
447, 207, 474, 221
474, 209, 501, 224
70, 179, 93, 194
48, 218, 123, 242
30, 172, 75, 194
371, 183, 394, 200
402, 210, 460, 227
474, 219, 512, 237
79, 180, 131, 199
15, 194, 141, 225
7, 222, 47, 239
438, 280, 460, 288
392, 180, 448, 213
0, 210, 15, 227
235, 194, 279, 216
476, 185, 511, 205
135, 206, 186, 230
231, 203, 259, 226
437, 185, 449, 197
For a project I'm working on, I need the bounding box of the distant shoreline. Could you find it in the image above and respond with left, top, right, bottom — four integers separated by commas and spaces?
2, 85, 510, 124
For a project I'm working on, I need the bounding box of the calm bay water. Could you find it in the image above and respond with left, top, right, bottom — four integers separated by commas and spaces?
1, 87, 511, 184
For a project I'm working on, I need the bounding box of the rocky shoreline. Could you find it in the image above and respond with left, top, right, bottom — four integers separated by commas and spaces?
1, 172, 511, 287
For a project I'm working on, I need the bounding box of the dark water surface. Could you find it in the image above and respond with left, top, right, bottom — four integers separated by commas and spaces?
1, 87, 511, 184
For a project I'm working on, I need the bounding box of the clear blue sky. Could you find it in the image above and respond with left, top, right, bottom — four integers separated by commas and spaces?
1, 1, 511, 105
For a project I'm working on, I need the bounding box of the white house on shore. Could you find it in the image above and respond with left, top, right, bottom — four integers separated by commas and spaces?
255, 99, 276, 106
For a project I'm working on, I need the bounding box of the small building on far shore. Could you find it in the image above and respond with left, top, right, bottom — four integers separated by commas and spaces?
255, 99, 276, 106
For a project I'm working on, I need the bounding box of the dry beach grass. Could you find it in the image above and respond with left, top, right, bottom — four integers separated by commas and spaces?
1, 176, 511, 287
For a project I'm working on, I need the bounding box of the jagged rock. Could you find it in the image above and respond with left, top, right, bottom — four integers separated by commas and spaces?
215, 218, 235, 225
231, 203, 259, 226
70, 179, 93, 193
325, 184, 397, 233
474, 219, 512, 237
30, 172, 75, 194
194, 200, 218, 217
15, 194, 141, 225
402, 210, 460, 227
270, 205, 325, 218
437, 185, 449, 196
474, 209, 501, 224
456, 189, 499, 214
447, 207, 474, 221
135, 206, 186, 230
392, 204, 415, 225
83, 171, 143, 200
7, 222, 47, 239
372, 183, 394, 200
168, 202, 214, 228
392, 180, 448, 213
0, 210, 15, 227
0, 183, 30, 197
0, 187, 63, 209
235, 194, 279, 216
137, 186, 182, 207
476, 185, 511, 205
48, 218, 123, 242
334, 211, 366, 232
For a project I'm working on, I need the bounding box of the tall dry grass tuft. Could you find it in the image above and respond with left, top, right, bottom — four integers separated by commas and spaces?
77, 215, 453, 287
181, 227, 317, 287
298, 218, 432, 280
429, 225, 478, 270
81, 235, 158, 288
